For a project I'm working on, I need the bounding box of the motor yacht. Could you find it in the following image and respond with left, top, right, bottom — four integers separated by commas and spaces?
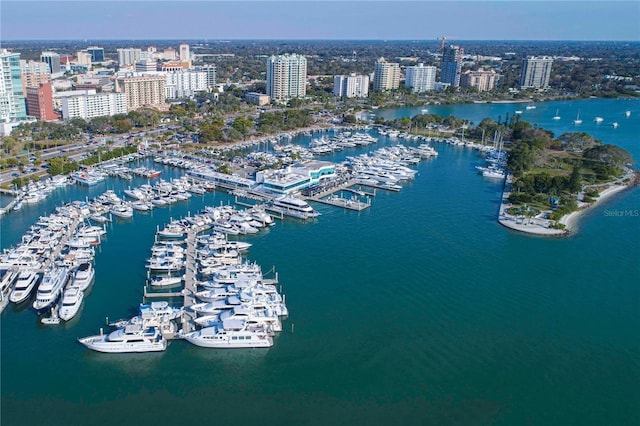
78, 324, 167, 353
183, 322, 273, 348
58, 286, 84, 321
9, 269, 39, 303
72, 262, 95, 291
33, 266, 69, 312
109, 204, 134, 219
271, 196, 320, 219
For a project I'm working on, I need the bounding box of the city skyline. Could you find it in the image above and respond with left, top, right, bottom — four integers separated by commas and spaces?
1, 1, 639, 42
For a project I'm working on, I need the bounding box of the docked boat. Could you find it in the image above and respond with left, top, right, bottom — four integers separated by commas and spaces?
157, 223, 186, 238
270, 196, 320, 219
71, 170, 105, 186
109, 204, 134, 219
148, 274, 183, 287
72, 262, 94, 291
58, 286, 84, 321
32, 266, 69, 312
78, 324, 167, 353
9, 269, 39, 303
182, 322, 273, 348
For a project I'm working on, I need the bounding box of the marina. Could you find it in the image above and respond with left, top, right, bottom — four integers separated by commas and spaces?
1, 98, 639, 425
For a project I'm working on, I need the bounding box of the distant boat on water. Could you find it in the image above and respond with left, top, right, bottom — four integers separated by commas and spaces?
525, 103, 536, 110
625, 110, 631, 118
573, 111, 582, 125
552, 109, 561, 120
594, 116, 604, 123
612, 122, 619, 128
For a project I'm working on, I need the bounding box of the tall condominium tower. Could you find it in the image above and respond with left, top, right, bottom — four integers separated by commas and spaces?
40, 51, 62, 74
373, 58, 400, 91
440, 45, 463, 86
519, 56, 553, 89
179, 44, 190, 63
334, 74, 369, 98
0, 49, 28, 122
266, 54, 307, 101
116, 75, 166, 111
405, 63, 437, 93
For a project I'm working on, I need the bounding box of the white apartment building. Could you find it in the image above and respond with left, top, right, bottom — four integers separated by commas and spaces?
165, 70, 208, 99
373, 58, 400, 91
266, 54, 307, 101
61, 92, 127, 120
194, 65, 217, 89
117, 48, 142, 67
404, 63, 436, 93
333, 74, 369, 98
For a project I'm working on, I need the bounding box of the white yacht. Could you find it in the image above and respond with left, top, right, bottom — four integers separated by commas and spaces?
78, 324, 167, 353
271, 196, 320, 219
157, 223, 186, 238
148, 274, 183, 287
58, 286, 84, 321
625, 110, 631, 117
573, 111, 582, 125
594, 116, 604, 123
72, 262, 94, 291
612, 122, 619, 128
33, 266, 69, 311
9, 270, 39, 303
109, 204, 134, 219
182, 322, 273, 348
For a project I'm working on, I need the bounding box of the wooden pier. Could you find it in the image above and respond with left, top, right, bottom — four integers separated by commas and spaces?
180, 227, 200, 334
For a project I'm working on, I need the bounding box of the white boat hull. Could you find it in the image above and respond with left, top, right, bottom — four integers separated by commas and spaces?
78, 335, 167, 353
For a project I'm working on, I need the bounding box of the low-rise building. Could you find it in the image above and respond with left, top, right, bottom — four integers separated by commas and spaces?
59, 91, 127, 120
256, 160, 335, 195
460, 69, 500, 92
245, 92, 270, 106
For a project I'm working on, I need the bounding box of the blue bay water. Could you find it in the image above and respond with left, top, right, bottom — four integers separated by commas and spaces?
1, 98, 639, 425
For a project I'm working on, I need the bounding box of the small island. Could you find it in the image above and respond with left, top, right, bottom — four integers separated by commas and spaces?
494, 121, 637, 236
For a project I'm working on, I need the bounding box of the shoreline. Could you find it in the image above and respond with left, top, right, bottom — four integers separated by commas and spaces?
498, 171, 637, 237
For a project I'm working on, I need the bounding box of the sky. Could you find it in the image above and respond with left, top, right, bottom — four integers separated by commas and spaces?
1, 1, 639, 41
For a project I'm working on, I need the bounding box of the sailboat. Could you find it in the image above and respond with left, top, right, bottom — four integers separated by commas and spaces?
525, 102, 536, 110
573, 111, 582, 125
552, 109, 561, 120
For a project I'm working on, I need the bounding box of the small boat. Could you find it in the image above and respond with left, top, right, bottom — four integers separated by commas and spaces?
58, 286, 84, 321
41, 306, 61, 325
109, 204, 134, 219
514, 110, 523, 114
612, 122, 619, 128
420, 108, 429, 113
594, 117, 604, 123
552, 109, 561, 120
148, 275, 183, 288
525, 103, 536, 110
573, 111, 582, 125
89, 214, 109, 224
625, 110, 631, 117
78, 324, 167, 353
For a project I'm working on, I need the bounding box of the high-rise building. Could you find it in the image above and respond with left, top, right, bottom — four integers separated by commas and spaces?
373, 58, 400, 91
86, 46, 105, 62
0, 49, 28, 123
117, 48, 142, 67
194, 65, 217, 89
116, 74, 166, 111
404, 63, 437, 93
266, 54, 307, 101
460, 69, 500, 92
76, 51, 93, 69
440, 45, 463, 86
20, 60, 52, 96
519, 56, 553, 89
60, 92, 127, 120
165, 70, 208, 99
26, 82, 57, 121
333, 74, 369, 98
135, 60, 158, 73
179, 44, 190, 64
40, 51, 62, 74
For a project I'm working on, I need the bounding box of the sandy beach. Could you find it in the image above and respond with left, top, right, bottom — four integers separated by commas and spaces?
560, 183, 630, 231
